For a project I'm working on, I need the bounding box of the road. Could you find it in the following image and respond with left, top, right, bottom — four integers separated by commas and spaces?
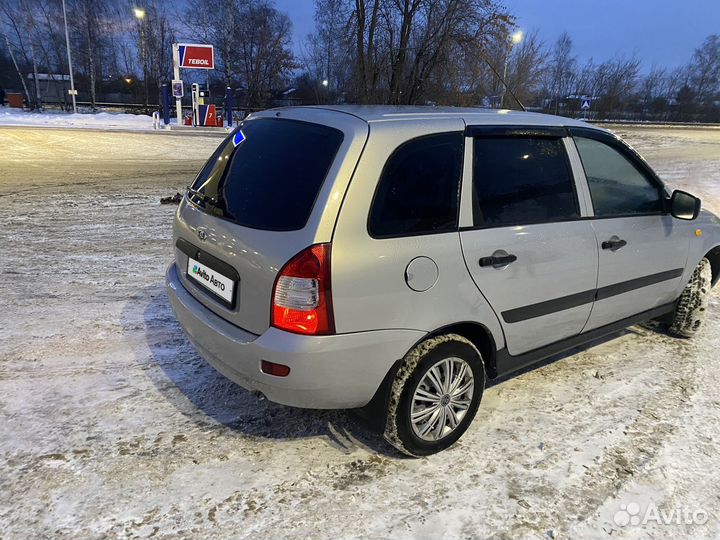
1, 125, 719, 540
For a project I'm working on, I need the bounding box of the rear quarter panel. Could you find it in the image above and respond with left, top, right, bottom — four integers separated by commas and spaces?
330, 118, 505, 349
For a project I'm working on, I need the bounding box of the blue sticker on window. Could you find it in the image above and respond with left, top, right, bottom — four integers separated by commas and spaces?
233, 130, 246, 147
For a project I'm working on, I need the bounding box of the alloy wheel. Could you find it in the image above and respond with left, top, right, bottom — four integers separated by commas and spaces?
410, 357, 475, 441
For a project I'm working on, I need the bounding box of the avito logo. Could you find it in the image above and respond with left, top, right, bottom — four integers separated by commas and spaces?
192, 265, 225, 292
614, 502, 708, 528
192, 265, 211, 281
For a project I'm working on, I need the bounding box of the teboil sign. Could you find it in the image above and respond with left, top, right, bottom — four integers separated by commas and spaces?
176, 43, 214, 69
171, 42, 215, 126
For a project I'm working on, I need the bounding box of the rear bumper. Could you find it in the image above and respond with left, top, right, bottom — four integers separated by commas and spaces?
166, 263, 424, 409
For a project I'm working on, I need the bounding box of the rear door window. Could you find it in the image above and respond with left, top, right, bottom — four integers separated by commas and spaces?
472, 137, 579, 227
189, 118, 344, 231
368, 132, 463, 238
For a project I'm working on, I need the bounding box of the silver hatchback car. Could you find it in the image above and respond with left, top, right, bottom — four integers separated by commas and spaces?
167, 106, 720, 456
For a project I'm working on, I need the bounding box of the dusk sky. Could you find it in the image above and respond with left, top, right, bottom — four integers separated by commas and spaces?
273, 0, 720, 71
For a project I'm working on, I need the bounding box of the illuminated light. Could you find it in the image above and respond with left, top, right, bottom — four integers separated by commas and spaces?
511, 30, 523, 44
522, 154, 530, 159
322, 79, 329, 87
133, 8, 145, 19
272, 244, 334, 335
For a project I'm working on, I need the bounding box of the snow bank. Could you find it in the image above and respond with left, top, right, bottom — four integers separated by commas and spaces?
0, 108, 155, 131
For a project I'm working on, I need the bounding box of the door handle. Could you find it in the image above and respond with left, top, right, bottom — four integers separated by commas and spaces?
601, 238, 627, 251
479, 254, 517, 267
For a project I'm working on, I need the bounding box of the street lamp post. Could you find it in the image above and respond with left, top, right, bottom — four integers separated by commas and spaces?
134, 8, 148, 111
61, 0, 77, 113
500, 30, 523, 109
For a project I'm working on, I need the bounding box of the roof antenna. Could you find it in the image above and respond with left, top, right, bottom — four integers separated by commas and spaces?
478, 51, 527, 112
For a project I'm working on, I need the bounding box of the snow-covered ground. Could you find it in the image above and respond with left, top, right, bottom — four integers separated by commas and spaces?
0, 108, 159, 130
0, 125, 719, 540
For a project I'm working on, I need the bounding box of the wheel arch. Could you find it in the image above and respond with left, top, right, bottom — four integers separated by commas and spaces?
704, 245, 720, 286
355, 320, 500, 433
422, 321, 499, 379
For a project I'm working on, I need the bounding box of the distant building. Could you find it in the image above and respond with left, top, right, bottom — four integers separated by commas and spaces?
27, 73, 70, 103
271, 87, 302, 107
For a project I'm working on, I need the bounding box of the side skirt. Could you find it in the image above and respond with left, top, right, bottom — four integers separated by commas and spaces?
495, 301, 677, 378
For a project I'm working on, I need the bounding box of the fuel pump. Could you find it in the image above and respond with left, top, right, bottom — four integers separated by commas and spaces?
191, 83, 216, 126
191, 83, 200, 126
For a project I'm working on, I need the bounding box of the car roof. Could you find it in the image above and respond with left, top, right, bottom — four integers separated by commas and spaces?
273, 105, 595, 129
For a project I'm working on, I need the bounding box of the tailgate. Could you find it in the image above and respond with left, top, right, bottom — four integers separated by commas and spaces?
172, 110, 368, 335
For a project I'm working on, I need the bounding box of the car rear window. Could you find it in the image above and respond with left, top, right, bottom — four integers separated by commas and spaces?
189, 118, 344, 231
368, 132, 463, 238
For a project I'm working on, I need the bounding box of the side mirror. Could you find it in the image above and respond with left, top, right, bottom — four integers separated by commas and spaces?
669, 190, 701, 220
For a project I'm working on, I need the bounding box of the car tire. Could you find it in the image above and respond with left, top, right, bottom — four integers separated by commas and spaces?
383, 334, 485, 457
668, 257, 712, 338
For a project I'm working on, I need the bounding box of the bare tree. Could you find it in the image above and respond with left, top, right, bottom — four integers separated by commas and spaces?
34, 0, 73, 109
665, 66, 689, 99
326, 0, 512, 105
131, 0, 175, 106
593, 55, 641, 116
352, 0, 383, 102
402, 0, 512, 105
544, 32, 576, 114
2, 30, 33, 105
687, 34, 720, 103
184, 0, 246, 86
70, 0, 107, 109
504, 30, 546, 107
640, 65, 668, 102
106, 2, 141, 79
302, 0, 353, 102
183, 0, 294, 108
237, 1, 295, 107
1, 0, 716, 121
637, 65, 671, 117
1, 0, 45, 108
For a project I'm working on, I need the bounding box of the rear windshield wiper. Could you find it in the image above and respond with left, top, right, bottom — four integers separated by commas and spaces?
186, 187, 219, 206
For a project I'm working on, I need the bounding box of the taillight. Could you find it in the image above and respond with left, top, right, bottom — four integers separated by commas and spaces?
271, 243, 335, 335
